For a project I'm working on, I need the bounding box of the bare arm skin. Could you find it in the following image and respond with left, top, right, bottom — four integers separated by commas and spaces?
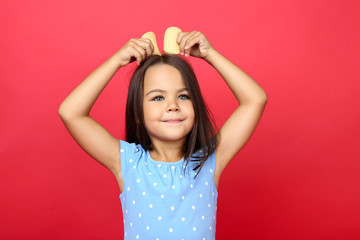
58, 38, 154, 192
177, 31, 268, 188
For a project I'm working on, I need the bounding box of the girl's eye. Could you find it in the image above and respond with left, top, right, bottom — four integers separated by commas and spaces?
153, 96, 164, 101
179, 94, 191, 100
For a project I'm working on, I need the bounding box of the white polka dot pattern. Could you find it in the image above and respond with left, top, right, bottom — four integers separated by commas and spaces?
119, 140, 218, 240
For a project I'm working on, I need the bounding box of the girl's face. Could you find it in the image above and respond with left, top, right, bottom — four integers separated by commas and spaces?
143, 64, 195, 145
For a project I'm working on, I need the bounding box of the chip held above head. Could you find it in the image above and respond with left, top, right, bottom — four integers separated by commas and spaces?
163, 27, 182, 54
141, 31, 161, 55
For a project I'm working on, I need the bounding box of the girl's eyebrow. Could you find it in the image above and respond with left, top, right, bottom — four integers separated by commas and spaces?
145, 88, 188, 96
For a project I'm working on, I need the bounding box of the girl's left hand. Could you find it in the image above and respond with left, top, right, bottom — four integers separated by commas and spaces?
177, 31, 214, 59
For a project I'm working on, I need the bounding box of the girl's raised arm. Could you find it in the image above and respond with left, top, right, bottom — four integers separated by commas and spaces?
58, 38, 154, 192
177, 31, 268, 187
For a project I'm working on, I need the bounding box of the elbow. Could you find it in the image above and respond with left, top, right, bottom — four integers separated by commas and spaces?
58, 102, 87, 122
58, 102, 72, 122
262, 91, 268, 103
256, 90, 268, 105
261, 87, 268, 102
58, 103, 67, 121
240, 90, 268, 106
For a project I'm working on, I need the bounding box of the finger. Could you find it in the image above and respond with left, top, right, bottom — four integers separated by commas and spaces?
177, 32, 187, 54
128, 47, 143, 65
129, 41, 147, 64
178, 32, 195, 56
183, 31, 200, 57
137, 38, 154, 57
134, 38, 153, 59
177, 32, 184, 44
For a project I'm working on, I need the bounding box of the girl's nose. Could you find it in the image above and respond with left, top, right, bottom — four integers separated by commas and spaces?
167, 103, 180, 112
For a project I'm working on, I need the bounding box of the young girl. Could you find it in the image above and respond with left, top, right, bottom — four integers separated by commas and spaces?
59, 30, 267, 239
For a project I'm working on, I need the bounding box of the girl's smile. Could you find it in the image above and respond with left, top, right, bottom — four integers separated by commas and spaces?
143, 64, 195, 144
162, 118, 184, 124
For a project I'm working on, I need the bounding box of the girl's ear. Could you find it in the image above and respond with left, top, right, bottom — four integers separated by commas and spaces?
142, 31, 161, 55
163, 27, 182, 54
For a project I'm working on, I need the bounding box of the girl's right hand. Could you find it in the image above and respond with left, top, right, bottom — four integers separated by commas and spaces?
112, 38, 154, 67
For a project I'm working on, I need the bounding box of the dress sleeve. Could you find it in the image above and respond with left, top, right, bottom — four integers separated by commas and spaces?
119, 140, 144, 181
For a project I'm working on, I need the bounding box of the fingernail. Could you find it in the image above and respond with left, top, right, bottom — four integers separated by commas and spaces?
181, 52, 184, 55
184, 46, 189, 49
185, 53, 189, 57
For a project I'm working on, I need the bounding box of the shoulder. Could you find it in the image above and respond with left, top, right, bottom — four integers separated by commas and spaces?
190, 150, 216, 177
120, 140, 144, 154
120, 140, 146, 176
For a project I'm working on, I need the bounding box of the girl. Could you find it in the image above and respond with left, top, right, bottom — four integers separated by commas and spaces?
59, 30, 267, 239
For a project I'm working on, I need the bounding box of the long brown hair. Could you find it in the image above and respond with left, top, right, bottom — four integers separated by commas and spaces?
125, 54, 217, 177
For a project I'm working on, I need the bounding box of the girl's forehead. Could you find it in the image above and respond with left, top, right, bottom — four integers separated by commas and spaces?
143, 64, 187, 90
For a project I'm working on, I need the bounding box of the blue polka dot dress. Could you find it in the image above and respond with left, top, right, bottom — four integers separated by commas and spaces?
120, 140, 218, 240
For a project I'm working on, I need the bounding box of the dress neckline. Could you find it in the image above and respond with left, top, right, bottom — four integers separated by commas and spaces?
147, 151, 185, 165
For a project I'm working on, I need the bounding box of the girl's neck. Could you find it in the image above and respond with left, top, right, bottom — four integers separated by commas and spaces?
149, 139, 185, 163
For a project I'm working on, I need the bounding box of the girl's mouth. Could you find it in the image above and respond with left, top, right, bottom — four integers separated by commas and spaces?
163, 119, 183, 124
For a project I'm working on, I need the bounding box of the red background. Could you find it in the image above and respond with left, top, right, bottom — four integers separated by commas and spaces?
1, 0, 359, 239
